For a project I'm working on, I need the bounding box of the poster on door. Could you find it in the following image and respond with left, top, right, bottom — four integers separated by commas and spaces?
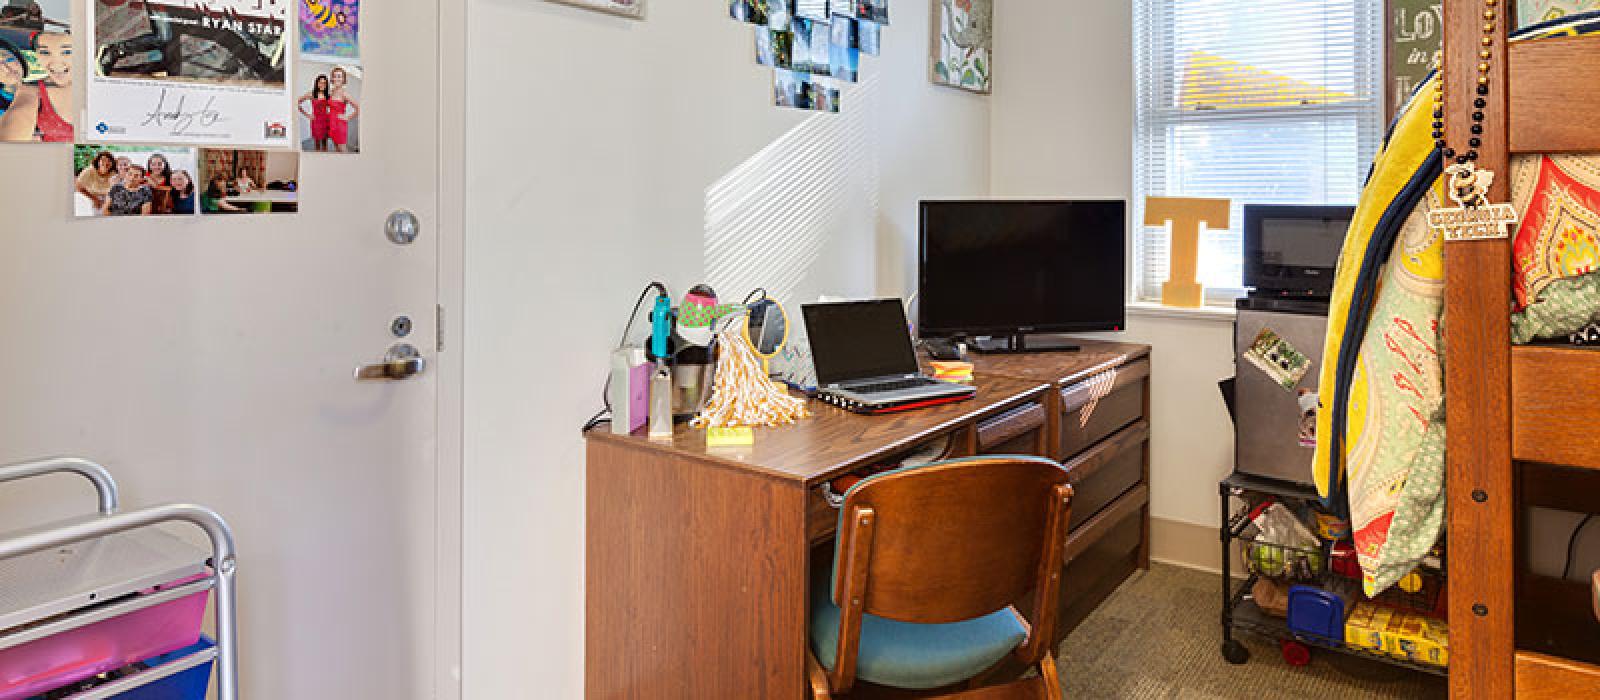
0, 0, 74, 142
87, 0, 292, 147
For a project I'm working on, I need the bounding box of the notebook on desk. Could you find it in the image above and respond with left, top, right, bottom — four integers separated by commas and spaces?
802, 299, 975, 414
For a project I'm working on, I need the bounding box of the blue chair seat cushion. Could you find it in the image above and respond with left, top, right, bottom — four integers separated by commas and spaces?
808, 563, 1028, 690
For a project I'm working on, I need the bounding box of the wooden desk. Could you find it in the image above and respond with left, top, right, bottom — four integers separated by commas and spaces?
586, 341, 1151, 698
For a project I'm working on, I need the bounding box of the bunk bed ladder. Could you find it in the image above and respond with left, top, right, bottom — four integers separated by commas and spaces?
1446, 3, 1600, 697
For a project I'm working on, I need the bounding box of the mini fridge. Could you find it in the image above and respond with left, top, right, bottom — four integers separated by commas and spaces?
1233, 297, 1330, 485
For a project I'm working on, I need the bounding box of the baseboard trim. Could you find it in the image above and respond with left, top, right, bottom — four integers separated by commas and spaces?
1148, 516, 1245, 578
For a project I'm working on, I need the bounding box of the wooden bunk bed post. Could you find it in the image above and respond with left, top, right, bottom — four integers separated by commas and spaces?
1444, 1, 1516, 697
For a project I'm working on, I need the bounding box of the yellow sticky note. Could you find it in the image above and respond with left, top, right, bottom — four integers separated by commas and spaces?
706, 426, 755, 447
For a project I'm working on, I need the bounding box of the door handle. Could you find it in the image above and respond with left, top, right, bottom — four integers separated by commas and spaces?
356, 343, 426, 381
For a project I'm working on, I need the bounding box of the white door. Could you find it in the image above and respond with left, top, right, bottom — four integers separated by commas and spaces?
0, 0, 450, 697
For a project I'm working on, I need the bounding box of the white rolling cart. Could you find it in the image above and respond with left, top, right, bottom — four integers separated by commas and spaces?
0, 458, 238, 699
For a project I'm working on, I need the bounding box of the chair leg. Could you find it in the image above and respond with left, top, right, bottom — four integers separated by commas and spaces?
1038, 651, 1062, 700
807, 649, 834, 700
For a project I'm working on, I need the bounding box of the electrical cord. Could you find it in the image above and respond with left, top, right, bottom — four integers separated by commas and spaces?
1564, 513, 1595, 580
580, 282, 668, 433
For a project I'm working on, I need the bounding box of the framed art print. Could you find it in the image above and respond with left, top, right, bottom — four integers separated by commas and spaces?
931, 0, 991, 94
547, 0, 644, 19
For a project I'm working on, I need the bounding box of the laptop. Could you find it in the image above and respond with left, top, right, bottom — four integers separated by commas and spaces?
801, 299, 976, 413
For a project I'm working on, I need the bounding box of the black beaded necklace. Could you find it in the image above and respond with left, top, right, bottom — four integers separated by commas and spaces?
1430, 0, 1500, 168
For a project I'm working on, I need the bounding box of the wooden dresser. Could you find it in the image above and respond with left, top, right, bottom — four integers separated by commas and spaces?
585, 340, 1151, 698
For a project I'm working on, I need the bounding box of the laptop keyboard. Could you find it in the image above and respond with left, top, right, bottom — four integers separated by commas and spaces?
848, 377, 938, 394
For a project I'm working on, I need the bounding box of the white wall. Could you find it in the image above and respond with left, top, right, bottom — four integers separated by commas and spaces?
461, 3, 990, 696
987, 0, 1237, 528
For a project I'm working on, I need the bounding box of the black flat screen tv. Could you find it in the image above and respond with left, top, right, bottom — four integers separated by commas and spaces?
918, 200, 1126, 352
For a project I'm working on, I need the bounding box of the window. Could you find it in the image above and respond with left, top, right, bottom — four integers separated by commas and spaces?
1132, 0, 1384, 302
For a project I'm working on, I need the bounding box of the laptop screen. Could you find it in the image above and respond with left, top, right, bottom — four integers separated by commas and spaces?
802, 299, 920, 386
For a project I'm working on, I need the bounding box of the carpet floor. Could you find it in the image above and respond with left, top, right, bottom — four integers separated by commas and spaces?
1057, 563, 1447, 699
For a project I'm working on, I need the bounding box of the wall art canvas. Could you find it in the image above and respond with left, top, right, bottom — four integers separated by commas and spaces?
548, 0, 643, 19
0, 0, 73, 142
300, 0, 360, 61
88, 0, 291, 146
1387, 0, 1439, 116
932, 0, 991, 94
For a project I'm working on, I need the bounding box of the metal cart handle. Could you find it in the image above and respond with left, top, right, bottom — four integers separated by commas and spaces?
0, 503, 240, 700
0, 457, 119, 514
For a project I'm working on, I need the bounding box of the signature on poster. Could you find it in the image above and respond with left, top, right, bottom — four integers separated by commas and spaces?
140, 88, 224, 134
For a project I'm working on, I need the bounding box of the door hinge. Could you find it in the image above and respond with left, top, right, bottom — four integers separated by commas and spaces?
436, 304, 445, 352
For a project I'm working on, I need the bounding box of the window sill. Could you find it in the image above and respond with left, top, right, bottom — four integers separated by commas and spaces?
1126, 300, 1237, 323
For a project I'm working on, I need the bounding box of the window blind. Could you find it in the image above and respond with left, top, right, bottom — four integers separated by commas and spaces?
1132, 0, 1385, 302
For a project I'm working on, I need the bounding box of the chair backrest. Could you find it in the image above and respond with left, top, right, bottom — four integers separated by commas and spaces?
832, 455, 1072, 625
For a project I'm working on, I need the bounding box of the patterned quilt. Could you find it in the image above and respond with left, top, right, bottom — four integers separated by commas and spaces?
1313, 10, 1600, 596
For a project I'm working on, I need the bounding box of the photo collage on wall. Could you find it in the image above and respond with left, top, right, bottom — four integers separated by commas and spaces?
733, 0, 888, 114
2, 0, 365, 218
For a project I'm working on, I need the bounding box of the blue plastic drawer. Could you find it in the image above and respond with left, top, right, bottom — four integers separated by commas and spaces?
113, 636, 214, 700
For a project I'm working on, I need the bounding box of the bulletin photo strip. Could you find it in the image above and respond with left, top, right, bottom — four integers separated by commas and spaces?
299, 0, 363, 154
0, 0, 74, 142
72, 145, 199, 217
735, 1, 883, 113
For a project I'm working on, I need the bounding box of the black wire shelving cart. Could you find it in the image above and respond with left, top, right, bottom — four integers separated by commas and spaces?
1219, 471, 1448, 678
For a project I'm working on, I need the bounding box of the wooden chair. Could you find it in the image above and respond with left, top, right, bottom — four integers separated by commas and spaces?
806, 455, 1073, 699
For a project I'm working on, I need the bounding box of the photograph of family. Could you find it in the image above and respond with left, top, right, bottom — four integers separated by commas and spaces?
199, 149, 300, 214
296, 60, 362, 153
0, 0, 73, 142
73, 146, 199, 217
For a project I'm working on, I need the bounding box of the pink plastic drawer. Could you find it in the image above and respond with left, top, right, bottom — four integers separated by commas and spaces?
0, 585, 208, 699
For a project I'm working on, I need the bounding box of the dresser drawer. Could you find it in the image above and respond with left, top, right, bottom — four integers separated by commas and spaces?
977, 401, 1047, 455
1063, 425, 1146, 531
1058, 359, 1149, 460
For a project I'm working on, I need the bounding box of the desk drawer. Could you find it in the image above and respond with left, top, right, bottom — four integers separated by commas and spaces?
977, 401, 1047, 455
1058, 360, 1149, 460
1064, 426, 1145, 531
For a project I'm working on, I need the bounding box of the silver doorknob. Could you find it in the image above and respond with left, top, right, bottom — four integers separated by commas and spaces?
356, 343, 426, 380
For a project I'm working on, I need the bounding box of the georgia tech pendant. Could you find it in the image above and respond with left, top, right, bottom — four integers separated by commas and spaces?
1429, 163, 1518, 242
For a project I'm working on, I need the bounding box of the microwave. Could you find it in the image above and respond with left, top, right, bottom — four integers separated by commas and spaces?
1242, 204, 1355, 300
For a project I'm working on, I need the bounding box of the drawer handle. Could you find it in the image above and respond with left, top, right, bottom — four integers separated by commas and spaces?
977, 403, 1046, 450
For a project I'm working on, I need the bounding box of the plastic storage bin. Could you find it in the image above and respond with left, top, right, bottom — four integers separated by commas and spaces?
0, 586, 209, 700
111, 636, 216, 700
1285, 584, 1346, 641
